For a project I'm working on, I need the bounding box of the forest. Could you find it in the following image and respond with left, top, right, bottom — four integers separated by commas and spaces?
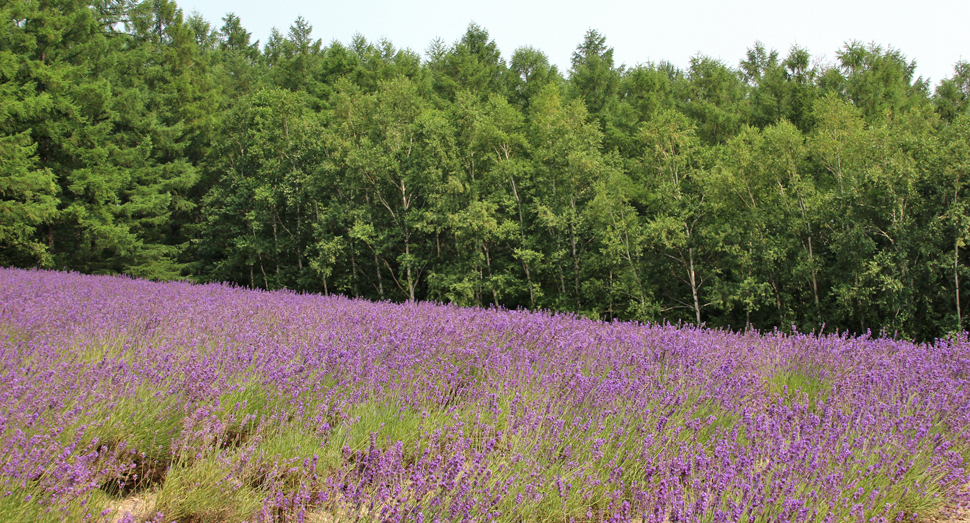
2, 0, 969, 341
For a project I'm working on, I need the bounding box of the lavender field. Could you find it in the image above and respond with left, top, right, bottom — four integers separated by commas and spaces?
1, 268, 969, 523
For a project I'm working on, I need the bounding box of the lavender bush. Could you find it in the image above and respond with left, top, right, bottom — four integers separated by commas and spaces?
1, 268, 968, 522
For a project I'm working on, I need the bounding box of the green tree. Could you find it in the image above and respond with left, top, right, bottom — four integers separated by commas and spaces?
262, 17, 325, 98
935, 60, 970, 122
347, 35, 422, 93
568, 29, 621, 118
200, 88, 322, 289
506, 46, 561, 112
428, 23, 505, 102
110, 0, 218, 279
433, 90, 533, 307
210, 13, 264, 104
933, 113, 970, 332
678, 55, 747, 144
808, 94, 928, 336
711, 121, 820, 330
740, 41, 784, 127
528, 84, 615, 312
1, 0, 123, 273
324, 77, 456, 301
185, 11, 217, 52
719, 120, 827, 329
587, 157, 652, 320
740, 42, 819, 131
617, 64, 673, 123
1, 0, 207, 278
639, 110, 712, 324
0, 0, 60, 266
0, 131, 58, 267
601, 63, 676, 160
837, 41, 929, 122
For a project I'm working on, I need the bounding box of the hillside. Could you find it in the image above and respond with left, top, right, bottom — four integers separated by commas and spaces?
1, 268, 968, 521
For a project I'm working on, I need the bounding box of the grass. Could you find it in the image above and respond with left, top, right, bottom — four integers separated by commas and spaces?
764, 368, 830, 412
0, 484, 115, 523
152, 449, 264, 522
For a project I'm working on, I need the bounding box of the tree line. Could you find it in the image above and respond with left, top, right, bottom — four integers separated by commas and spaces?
3, 0, 969, 341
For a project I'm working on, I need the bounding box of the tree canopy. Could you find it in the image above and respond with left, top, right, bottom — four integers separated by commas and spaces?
2, 1, 968, 341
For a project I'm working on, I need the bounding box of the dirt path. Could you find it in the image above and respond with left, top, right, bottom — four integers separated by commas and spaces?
105, 492, 156, 523
935, 482, 970, 523
100, 486, 970, 523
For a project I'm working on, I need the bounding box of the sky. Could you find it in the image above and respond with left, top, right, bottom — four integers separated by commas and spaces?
180, 0, 968, 88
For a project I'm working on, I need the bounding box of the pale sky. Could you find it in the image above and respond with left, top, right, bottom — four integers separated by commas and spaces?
182, 0, 968, 88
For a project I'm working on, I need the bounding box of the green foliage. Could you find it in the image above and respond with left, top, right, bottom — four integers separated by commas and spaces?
429, 23, 506, 102
151, 450, 263, 522
679, 55, 747, 144
765, 369, 829, 411
0, 484, 111, 522
637, 109, 710, 323
837, 41, 929, 122
741, 42, 819, 131
199, 87, 323, 289
507, 46, 562, 111
1, 2, 967, 340
0, 131, 57, 266
568, 29, 621, 118
935, 60, 970, 121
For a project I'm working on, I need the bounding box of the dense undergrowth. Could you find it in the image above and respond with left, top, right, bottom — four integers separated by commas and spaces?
1, 268, 968, 522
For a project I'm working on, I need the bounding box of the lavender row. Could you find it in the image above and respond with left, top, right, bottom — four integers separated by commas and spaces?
1, 267, 968, 522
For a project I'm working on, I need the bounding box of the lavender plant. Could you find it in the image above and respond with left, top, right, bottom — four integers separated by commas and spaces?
1, 268, 968, 522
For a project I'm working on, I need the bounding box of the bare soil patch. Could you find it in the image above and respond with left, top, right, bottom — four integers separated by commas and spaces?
105, 492, 157, 523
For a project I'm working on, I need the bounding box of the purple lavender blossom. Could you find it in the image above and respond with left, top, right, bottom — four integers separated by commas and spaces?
0, 268, 967, 522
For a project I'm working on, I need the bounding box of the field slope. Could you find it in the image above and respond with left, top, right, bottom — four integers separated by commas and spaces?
1, 268, 968, 522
